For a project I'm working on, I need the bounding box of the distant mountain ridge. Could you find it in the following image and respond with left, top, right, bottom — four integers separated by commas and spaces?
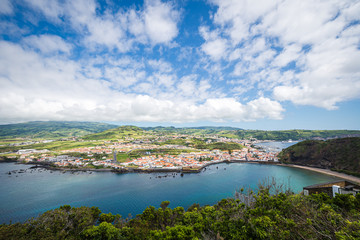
140, 127, 360, 140
142, 126, 242, 131
279, 137, 360, 175
233, 129, 360, 141
1, 121, 360, 141
0, 121, 118, 139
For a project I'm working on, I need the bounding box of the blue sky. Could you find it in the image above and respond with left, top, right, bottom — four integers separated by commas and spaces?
0, 0, 359, 130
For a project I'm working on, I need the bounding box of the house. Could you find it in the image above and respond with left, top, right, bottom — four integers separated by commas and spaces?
303, 180, 360, 197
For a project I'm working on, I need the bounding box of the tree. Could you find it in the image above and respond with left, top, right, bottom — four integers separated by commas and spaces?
82, 222, 122, 240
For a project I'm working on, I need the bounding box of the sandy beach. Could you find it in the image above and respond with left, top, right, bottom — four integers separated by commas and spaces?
281, 164, 360, 184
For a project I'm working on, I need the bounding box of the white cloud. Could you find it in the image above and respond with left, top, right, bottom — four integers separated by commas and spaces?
2, 0, 359, 125
127, 9, 147, 43
23, 34, 72, 54
204, 0, 360, 110
148, 59, 173, 73
144, 0, 180, 44
0, 0, 13, 15
0, 40, 284, 123
199, 26, 229, 60
177, 75, 197, 97
24, 0, 180, 51
105, 67, 144, 88
210, 0, 278, 44
272, 44, 302, 68
201, 38, 228, 61
0, 22, 28, 37
24, 0, 63, 21
64, 0, 130, 51
261, 0, 342, 45
85, 18, 127, 49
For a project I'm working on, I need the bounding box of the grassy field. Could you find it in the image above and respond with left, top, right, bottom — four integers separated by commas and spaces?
0, 140, 104, 153
82, 126, 150, 140
116, 152, 130, 162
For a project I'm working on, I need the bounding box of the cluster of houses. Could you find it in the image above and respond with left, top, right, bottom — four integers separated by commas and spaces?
10, 134, 280, 170
124, 148, 278, 170
18, 143, 278, 171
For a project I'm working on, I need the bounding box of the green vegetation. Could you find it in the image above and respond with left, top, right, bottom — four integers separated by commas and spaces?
0, 121, 118, 139
83, 126, 147, 140
116, 152, 130, 162
0, 140, 104, 153
234, 129, 360, 141
156, 138, 188, 146
2, 122, 359, 142
194, 142, 244, 151
1, 182, 360, 239
279, 137, 360, 175
142, 127, 360, 141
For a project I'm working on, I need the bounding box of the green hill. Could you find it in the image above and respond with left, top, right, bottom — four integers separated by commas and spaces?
279, 137, 360, 175
142, 127, 360, 140
82, 125, 146, 140
0, 121, 118, 139
234, 129, 360, 140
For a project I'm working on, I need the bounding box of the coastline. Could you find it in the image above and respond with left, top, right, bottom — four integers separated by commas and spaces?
4, 160, 360, 184
5, 159, 275, 174
279, 164, 360, 184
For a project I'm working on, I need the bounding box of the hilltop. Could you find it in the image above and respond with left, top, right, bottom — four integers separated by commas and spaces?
82, 125, 146, 140
233, 129, 360, 140
0, 121, 118, 139
141, 127, 360, 141
1, 121, 360, 141
279, 137, 360, 176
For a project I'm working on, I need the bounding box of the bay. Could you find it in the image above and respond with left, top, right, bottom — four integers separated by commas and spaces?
254, 141, 299, 152
0, 161, 339, 224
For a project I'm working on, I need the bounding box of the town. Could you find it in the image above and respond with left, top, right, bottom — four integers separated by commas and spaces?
9, 134, 279, 172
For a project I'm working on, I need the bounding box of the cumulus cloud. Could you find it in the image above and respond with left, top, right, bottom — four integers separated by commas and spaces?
202, 0, 360, 110
0, 0, 13, 15
2, 0, 359, 125
144, 0, 179, 44
24, 0, 180, 51
23, 34, 72, 54
0, 40, 283, 124
148, 59, 173, 73
199, 26, 229, 60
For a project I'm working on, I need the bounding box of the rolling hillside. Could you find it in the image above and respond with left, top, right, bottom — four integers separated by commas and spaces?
82, 125, 147, 140
0, 121, 118, 139
142, 127, 360, 140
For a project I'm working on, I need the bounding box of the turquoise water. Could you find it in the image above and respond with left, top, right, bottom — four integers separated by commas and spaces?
0, 162, 339, 224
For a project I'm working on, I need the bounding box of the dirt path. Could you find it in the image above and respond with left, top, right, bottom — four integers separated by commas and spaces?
281, 164, 360, 184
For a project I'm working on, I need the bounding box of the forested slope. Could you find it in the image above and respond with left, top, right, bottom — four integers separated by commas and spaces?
279, 137, 360, 175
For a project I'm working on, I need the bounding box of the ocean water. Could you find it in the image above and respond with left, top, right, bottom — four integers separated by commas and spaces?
0, 161, 339, 224
254, 141, 299, 152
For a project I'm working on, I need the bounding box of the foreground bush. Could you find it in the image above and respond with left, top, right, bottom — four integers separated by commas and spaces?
1, 186, 360, 239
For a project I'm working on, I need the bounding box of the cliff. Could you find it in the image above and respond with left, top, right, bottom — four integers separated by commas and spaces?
279, 137, 360, 175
